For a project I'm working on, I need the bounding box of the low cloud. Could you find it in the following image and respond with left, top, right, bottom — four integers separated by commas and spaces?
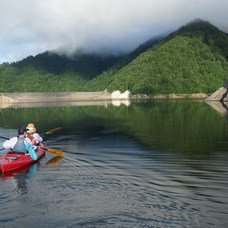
0, 0, 227, 63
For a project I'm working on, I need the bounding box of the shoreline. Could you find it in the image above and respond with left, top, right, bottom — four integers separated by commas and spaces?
133, 92, 208, 99
0, 92, 209, 104
2, 92, 227, 113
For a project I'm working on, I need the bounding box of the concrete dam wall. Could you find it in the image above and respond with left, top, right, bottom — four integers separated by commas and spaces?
0, 91, 112, 103
0, 90, 131, 104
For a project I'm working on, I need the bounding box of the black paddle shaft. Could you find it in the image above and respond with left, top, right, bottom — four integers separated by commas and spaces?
0, 136, 9, 140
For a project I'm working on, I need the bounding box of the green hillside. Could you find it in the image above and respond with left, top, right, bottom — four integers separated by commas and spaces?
84, 20, 228, 94
0, 52, 122, 92
82, 37, 161, 91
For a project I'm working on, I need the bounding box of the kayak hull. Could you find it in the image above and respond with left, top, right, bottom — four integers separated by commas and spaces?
0, 148, 45, 173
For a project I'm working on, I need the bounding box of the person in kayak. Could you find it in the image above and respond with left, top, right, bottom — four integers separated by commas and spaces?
2, 126, 38, 160
26, 123, 43, 145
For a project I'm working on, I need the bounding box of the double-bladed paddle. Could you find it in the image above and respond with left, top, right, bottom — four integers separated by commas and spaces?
0, 145, 64, 155
0, 127, 62, 140
0, 127, 64, 155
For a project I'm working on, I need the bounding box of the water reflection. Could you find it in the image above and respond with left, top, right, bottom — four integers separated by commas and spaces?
0, 99, 228, 158
46, 155, 63, 165
1, 163, 39, 196
206, 101, 228, 116
0, 99, 131, 109
111, 99, 131, 107
0, 100, 228, 227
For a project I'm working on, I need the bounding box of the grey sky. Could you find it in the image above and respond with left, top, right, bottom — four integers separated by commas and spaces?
0, 0, 227, 63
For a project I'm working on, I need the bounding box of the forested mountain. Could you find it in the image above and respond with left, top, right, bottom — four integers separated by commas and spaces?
0, 19, 228, 94
15, 52, 122, 79
83, 19, 228, 94
0, 52, 123, 92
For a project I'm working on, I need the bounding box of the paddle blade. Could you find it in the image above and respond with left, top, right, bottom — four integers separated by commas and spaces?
45, 127, 62, 134
46, 148, 64, 155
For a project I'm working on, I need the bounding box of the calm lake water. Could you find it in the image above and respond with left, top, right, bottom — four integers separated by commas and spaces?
0, 99, 228, 228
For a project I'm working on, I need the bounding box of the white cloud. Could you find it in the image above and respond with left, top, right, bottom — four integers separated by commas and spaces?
0, 0, 227, 63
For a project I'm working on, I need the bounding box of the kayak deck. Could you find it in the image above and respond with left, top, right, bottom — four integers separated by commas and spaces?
0, 148, 45, 173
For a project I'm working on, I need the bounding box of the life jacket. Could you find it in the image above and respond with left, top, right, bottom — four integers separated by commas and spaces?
27, 133, 36, 145
13, 136, 27, 153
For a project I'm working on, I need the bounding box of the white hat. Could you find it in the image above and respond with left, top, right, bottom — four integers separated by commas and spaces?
26, 123, 37, 133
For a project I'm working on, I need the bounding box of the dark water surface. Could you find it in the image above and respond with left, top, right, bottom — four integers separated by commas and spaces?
0, 100, 228, 227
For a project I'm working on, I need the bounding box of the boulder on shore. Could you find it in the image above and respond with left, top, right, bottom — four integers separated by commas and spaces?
205, 80, 228, 102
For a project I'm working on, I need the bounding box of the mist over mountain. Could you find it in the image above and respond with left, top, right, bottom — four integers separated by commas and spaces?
1, 0, 228, 64
0, 19, 227, 94
83, 19, 228, 94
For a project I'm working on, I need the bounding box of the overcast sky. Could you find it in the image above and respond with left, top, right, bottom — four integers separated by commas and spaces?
0, 0, 228, 63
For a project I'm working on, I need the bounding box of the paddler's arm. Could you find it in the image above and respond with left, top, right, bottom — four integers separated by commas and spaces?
25, 137, 37, 150
2, 137, 17, 149
33, 133, 43, 143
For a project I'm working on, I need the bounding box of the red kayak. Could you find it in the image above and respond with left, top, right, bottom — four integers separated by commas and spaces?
0, 148, 45, 173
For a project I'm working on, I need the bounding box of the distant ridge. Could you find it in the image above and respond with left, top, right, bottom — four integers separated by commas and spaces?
14, 51, 122, 79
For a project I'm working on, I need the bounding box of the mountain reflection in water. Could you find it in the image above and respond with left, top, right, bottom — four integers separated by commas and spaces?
0, 99, 228, 228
